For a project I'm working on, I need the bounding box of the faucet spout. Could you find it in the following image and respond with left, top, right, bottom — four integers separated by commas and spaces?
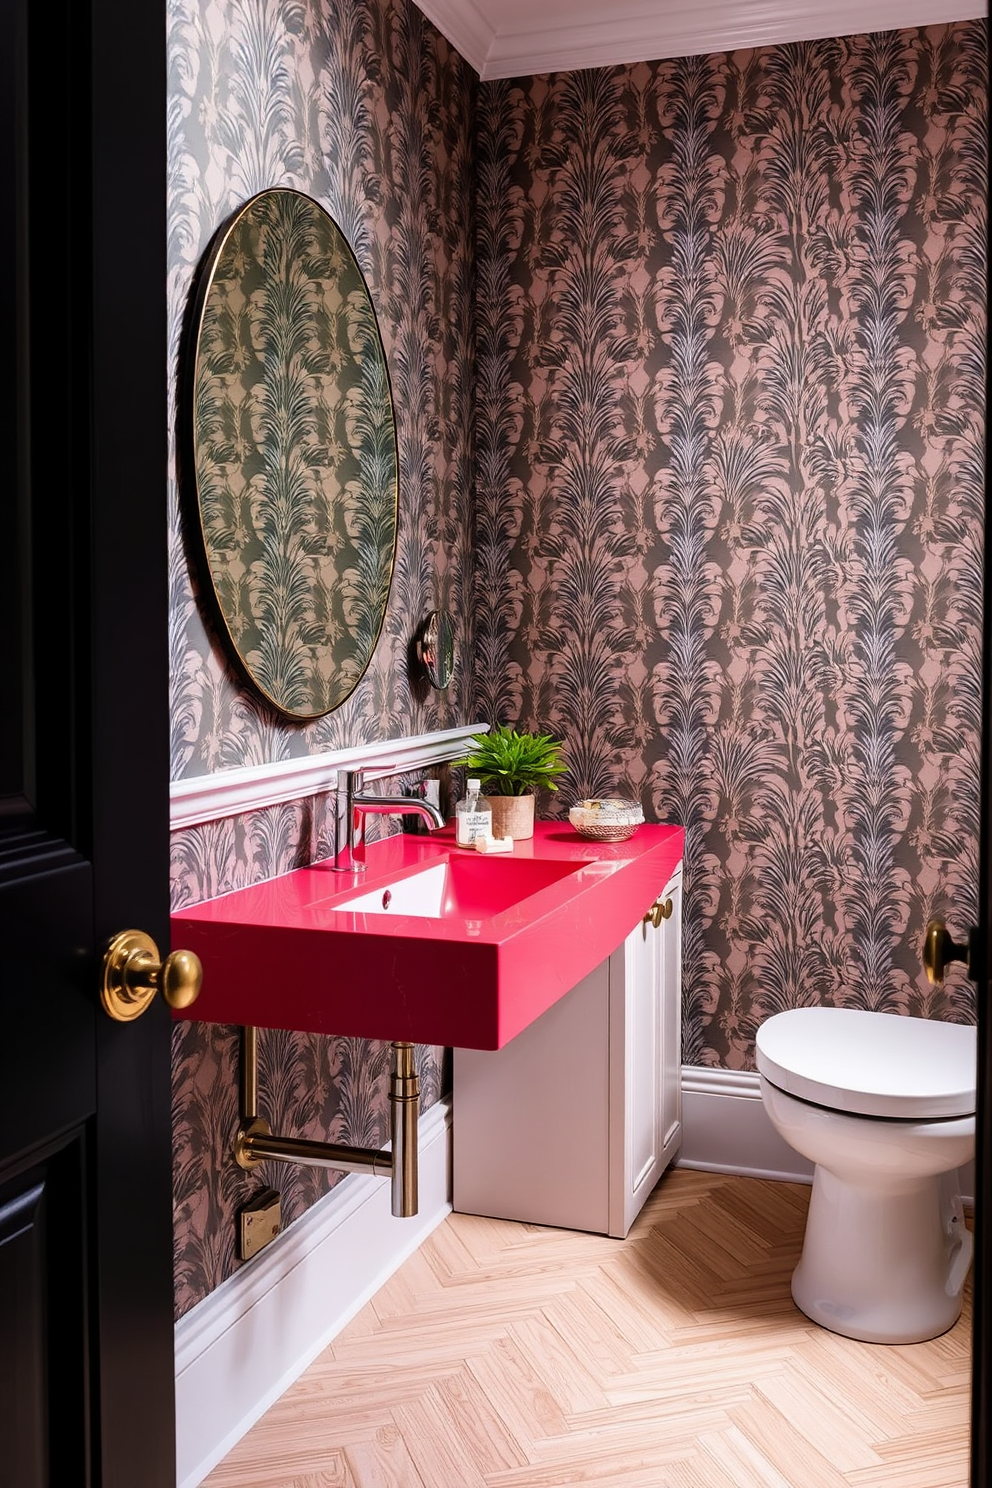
332, 769, 445, 872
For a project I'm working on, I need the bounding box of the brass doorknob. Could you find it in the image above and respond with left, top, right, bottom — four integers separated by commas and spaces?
644, 897, 673, 929
100, 929, 203, 1022
922, 918, 970, 987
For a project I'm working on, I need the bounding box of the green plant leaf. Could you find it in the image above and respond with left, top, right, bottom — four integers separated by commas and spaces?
453, 724, 568, 796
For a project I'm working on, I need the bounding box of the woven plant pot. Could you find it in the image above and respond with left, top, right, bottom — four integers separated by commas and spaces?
488, 793, 535, 841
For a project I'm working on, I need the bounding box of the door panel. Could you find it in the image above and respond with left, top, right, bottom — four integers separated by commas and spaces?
0, 1134, 90, 1488
1, 1169, 50, 1488
3, 857, 95, 1163
1, 0, 173, 1482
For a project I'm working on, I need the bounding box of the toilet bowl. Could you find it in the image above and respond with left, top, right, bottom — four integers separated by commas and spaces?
756, 1007, 976, 1344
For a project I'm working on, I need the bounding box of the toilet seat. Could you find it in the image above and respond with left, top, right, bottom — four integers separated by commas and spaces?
755, 1007, 976, 1120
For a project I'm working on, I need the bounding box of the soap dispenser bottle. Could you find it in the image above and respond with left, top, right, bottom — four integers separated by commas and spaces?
455, 778, 492, 847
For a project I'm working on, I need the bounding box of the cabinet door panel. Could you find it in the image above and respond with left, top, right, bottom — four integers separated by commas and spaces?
661, 867, 683, 1150
626, 921, 663, 1192
610, 863, 684, 1237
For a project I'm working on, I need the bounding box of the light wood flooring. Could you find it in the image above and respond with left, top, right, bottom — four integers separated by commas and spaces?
202, 1168, 972, 1488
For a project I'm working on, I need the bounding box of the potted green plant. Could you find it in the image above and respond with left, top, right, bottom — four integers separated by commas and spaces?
454, 724, 567, 841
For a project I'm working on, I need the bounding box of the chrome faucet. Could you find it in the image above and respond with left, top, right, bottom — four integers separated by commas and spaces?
332, 769, 446, 872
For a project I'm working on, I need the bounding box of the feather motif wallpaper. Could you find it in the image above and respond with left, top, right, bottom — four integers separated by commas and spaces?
168, 0, 986, 1318
473, 22, 986, 1069
168, 0, 474, 1317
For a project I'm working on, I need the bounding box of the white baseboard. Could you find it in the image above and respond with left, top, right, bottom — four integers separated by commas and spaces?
678, 1065, 815, 1183
174, 1098, 452, 1488
677, 1065, 975, 1203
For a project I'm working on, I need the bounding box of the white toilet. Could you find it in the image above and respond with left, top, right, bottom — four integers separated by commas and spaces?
756, 1006, 976, 1344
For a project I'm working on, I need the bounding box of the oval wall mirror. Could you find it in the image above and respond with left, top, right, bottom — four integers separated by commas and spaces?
186, 188, 398, 719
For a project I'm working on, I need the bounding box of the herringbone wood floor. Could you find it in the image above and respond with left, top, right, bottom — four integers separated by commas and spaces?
202, 1169, 972, 1488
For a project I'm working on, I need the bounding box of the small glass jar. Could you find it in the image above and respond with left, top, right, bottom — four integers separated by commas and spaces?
455, 778, 493, 846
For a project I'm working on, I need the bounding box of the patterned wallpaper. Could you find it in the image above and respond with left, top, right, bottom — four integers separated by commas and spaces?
168, 0, 476, 774
167, 0, 475, 1317
168, 2, 986, 1316
473, 23, 987, 1067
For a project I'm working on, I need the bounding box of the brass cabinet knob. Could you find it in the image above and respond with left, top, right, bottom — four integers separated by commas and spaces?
644, 898, 673, 929
100, 929, 203, 1022
922, 918, 970, 987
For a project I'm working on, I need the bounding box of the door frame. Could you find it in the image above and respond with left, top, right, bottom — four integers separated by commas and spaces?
88, 1, 173, 1476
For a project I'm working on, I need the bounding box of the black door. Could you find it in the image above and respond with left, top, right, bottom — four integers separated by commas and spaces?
1, 1, 174, 1484
972, 405, 992, 1484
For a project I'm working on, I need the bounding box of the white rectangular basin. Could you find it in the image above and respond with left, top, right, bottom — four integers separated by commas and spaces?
330, 852, 588, 922
333, 862, 448, 918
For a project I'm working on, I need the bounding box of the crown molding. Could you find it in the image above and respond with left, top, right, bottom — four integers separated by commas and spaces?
415, 0, 497, 72
414, 0, 987, 79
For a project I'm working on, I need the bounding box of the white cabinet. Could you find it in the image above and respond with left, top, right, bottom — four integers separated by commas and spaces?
453, 862, 683, 1238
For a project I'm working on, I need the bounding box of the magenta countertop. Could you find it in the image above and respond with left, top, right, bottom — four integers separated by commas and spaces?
172, 820, 685, 1050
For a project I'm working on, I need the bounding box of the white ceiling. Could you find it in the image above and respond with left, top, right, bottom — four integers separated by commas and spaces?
413, 0, 987, 79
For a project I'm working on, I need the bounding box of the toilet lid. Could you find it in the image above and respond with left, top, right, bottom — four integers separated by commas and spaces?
755, 1007, 977, 1118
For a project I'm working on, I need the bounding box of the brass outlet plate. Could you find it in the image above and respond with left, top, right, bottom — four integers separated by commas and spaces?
239, 1187, 281, 1261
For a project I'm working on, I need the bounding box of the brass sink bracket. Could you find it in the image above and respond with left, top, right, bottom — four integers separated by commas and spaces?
234, 1026, 420, 1217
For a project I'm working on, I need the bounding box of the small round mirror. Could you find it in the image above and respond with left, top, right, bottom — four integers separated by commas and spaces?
185, 188, 398, 719
416, 610, 456, 690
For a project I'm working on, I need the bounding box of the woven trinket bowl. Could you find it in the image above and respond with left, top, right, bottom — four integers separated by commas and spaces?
567, 798, 644, 843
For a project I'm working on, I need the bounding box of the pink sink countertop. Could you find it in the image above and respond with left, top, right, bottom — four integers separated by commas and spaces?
171, 820, 685, 1050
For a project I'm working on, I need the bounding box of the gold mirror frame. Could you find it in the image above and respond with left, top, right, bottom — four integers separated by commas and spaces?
185, 189, 398, 719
